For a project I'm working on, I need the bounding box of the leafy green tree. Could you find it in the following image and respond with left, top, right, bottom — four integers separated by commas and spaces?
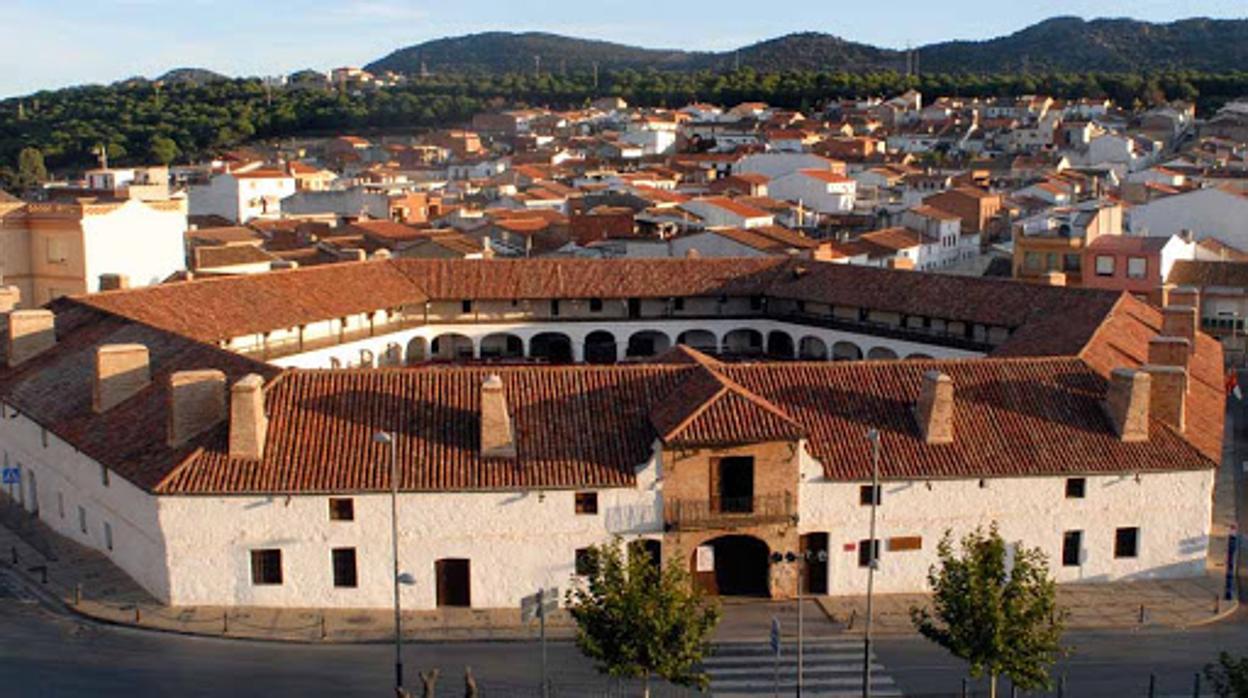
148, 135, 180, 165
565, 539, 720, 697
911, 525, 1066, 698
16, 147, 47, 189
1206, 653, 1248, 698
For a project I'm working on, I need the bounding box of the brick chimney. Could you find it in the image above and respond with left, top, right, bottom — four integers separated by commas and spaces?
1168, 285, 1200, 310
1147, 336, 1191, 378
98, 273, 130, 291
480, 374, 516, 459
1104, 368, 1150, 442
1153, 283, 1174, 308
167, 370, 226, 447
915, 370, 954, 445
228, 374, 268, 460
1161, 305, 1198, 349
7, 310, 55, 367
1040, 270, 1067, 287
1143, 365, 1186, 433
93, 344, 150, 413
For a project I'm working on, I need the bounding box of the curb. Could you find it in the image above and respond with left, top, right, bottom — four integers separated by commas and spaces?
1181, 597, 1240, 629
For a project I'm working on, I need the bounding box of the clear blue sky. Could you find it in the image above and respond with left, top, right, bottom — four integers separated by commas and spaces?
2, 0, 1243, 98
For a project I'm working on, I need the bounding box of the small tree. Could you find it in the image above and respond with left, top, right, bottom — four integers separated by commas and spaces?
16, 147, 47, 189
565, 539, 720, 697
148, 135, 180, 165
910, 525, 1066, 698
1205, 652, 1248, 698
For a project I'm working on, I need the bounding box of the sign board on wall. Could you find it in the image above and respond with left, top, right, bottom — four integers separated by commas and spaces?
695, 545, 715, 572
1, 468, 18, 485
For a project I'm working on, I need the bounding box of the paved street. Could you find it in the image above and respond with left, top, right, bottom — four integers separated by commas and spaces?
1, 589, 1245, 698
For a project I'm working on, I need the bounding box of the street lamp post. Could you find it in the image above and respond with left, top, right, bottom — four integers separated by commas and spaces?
862, 428, 881, 698
374, 431, 403, 693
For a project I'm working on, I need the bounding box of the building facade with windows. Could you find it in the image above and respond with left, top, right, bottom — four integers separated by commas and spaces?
0, 257, 1223, 610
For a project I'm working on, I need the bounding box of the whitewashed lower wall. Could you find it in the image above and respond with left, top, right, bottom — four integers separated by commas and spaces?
272, 319, 981, 369
0, 407, 170, 601
158, 451, 664, 609
800, 457, 1214, 594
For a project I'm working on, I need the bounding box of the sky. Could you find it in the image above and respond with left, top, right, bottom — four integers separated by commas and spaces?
1, 0, 1244, 98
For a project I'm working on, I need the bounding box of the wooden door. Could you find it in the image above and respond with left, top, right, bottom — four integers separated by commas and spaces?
435, 558, 471, 607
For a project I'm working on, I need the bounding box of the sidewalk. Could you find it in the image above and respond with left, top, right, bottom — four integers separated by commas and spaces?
817, 574, 1236, 636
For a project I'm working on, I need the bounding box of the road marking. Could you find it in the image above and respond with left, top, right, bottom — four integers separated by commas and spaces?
705, 640, 903, 697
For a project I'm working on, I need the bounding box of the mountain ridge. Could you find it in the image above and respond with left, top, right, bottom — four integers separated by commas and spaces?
365, 17, 1248, 75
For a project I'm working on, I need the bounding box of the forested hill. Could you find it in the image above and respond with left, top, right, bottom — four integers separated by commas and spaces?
366, 17, 1248, 75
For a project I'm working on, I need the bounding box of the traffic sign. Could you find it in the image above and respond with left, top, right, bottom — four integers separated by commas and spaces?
1, 468, 18, 485
521, 587, 559, 622
769, 616, 781, 656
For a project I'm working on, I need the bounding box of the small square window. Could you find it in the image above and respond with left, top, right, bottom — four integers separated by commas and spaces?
329, 498, 355, 521
673, 297, 685, 312
575, 547, 598, 576
101, 466, 110, 488
575, 492, 598, 515
589, 298, 603, 312
1114, 527, 1139, 559
857, 539, 880, 568
550, 299, 561, 317
1062, 530, 1082, 567
859, 485, 881, 506
1065, 478, 1086, 499
749, 296, 764, 311
461, 300, 473, 314
1095, 255, 1115, 277
251, 549, 283, 585
1127, 257, 1147, 280
332, 547, 358, 588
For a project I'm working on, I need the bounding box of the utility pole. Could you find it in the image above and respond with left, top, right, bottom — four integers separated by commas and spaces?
374, 431, 404, 693
862, 428, 881, 698
592, 61, 599, 89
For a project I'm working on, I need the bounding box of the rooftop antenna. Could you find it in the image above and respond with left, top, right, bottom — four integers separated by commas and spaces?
95, 144, 108, 170
534, 55, 541, 79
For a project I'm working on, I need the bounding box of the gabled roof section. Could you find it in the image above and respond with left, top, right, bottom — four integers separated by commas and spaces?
650, 361, 804, 448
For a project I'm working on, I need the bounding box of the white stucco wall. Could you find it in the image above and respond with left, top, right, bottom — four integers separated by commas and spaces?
799, 444, 1214, 594
158, 450, 663, 609
269, 318, 983, 370
0, 405, 170, 601
82, 200, 187, 291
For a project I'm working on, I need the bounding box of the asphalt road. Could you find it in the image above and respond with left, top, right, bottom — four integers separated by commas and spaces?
1, 589, 1245, 698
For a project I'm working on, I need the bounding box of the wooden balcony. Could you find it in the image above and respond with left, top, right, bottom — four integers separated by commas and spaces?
663, 493, 796, 532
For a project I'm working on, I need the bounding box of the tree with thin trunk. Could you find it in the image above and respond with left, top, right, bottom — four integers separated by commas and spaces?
565, 538, 720, 697
1205, 652, 1248, 697
910, 524, 1066, 698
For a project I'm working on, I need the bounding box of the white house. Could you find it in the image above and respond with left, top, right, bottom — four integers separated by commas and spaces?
189, 170, 296, 223
1129, 188, 1248, 248
767, 170, 857, 215
736, 153, 840, 180
679, 197, 775, 229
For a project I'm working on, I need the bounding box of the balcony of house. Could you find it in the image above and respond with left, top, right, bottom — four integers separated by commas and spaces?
663, 493, 796, 532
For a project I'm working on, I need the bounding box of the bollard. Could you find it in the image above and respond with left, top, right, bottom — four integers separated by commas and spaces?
1194, 671, 1201, 697
320, 615, 327, 640
1215, 595, 1222, 615
1139, 603, 1146, 624
1149, 673, 1157, 698
134, 606, 141, 624
223, 611, 229, 634
73, 582, 81, 606
848, 608, 856, 630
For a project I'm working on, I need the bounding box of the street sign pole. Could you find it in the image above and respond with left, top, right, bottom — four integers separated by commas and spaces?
797, 568, 803, 698
1226, 525, 1239, 601
539, 588, 548, 698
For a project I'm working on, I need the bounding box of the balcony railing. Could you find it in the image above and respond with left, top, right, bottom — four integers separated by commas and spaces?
663, 492, 796, 531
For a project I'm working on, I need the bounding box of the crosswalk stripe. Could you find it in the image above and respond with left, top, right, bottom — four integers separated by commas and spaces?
705, 641, 903, 698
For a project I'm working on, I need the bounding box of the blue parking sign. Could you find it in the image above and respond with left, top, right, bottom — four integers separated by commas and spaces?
1, 467, 18, 485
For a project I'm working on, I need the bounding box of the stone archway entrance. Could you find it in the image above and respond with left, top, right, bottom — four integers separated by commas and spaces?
691, 535, 771, 597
